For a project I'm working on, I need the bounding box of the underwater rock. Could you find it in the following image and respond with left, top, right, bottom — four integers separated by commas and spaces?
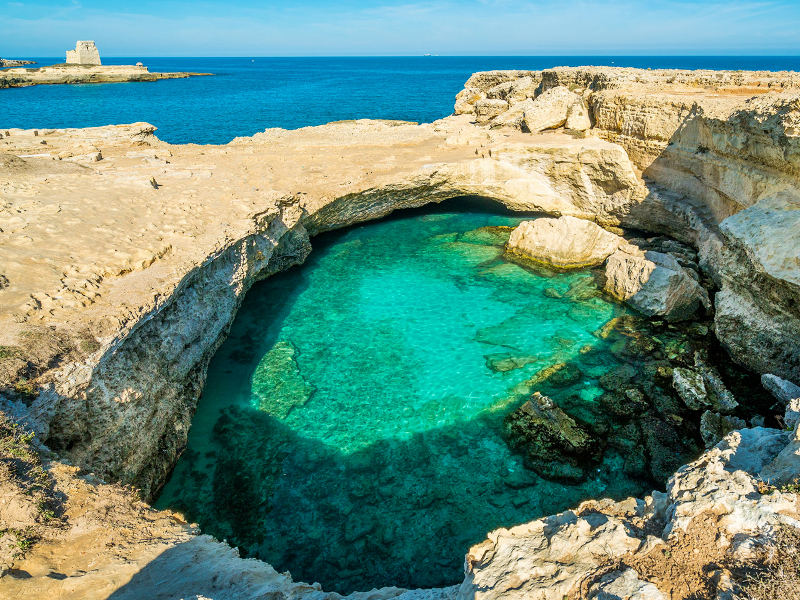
672, 367, 708, 410
761, 373, 800, 406
604, 249, 708, 322
485, 353, 538, 373
528, 362, 582, 387
564, 276, 601, 301
251, 341, 315, 419
700, 411, 747, 448
459, 226, 514, 247
503, 392, 603, 482
694, 352, 738, 413
505, 216, 625, 270
599, 364, 639, 392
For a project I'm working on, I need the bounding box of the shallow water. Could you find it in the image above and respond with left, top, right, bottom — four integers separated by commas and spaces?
158, 202, 686, 591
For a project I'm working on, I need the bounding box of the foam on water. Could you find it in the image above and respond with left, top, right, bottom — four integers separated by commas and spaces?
156, 203, 677, 592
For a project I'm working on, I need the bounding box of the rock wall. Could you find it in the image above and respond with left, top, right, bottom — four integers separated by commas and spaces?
454, 67, 800, 381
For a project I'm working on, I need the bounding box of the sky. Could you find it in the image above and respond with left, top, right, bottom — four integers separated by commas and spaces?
2, 0, 800, 57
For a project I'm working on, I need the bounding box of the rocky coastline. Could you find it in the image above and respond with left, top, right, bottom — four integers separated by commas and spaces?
0, 58, 36, 68
1, 66, 799, 598
0, 64, 211, 88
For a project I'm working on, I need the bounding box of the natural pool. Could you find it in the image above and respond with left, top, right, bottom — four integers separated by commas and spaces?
156, 199, 770, 593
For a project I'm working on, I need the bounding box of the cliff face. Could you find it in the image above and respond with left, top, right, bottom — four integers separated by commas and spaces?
455, 67, 800, 382
1, 67, 800, 598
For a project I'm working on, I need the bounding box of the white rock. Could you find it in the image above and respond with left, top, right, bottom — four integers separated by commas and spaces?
588, 568, 665, 600
505, 216, 625, 269
762, 373, 800, 406
490, 98, 535, 129
785, 398, 800, 431
604, 249, 708, 321
760, 421, 800, 485
457, 511, 644, 600
672, 367, 707, 409
522, 86, 579, 133
566, 99, 592, 131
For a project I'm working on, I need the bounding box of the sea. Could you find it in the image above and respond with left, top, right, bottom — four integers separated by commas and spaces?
2, 56, 800, 145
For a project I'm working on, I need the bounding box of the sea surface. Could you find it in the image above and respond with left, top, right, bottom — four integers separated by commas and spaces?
3, 56, 800, 144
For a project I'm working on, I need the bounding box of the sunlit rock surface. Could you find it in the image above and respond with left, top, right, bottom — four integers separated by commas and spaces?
1, 66, 800, 598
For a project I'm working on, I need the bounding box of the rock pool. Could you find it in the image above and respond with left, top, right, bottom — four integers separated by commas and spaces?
156, 200, 768, 593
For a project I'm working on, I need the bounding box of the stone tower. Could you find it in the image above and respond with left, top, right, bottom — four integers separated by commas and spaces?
66, 41, 101, 65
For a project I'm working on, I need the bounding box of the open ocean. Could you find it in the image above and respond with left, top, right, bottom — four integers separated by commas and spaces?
2, 56, 800, 145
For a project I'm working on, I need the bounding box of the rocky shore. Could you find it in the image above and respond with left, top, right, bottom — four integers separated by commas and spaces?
0, 64, 211, 88
1, 66, 799, 598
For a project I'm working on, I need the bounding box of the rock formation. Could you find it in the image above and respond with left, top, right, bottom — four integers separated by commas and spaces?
505, 215, 626, 270
66, 40, 101, 65
1, 66, 800, 598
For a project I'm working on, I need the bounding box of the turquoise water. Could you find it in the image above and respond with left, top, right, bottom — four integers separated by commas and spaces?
4, 56, 800, 144
156, 202, 695, 592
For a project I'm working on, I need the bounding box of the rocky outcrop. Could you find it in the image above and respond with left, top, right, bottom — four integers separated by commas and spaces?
505, 215, 625, 269
762, 373, 800, 405
0, 64, 211, 88
604, 248, 708, 321
2, 66, 800, 598
502, 392, 602, 482
520, 86, 580, 133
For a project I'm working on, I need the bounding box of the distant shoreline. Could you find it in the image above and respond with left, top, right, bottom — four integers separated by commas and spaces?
0, 63, 212, 89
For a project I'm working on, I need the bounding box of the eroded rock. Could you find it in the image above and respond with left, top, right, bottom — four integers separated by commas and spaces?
506, 216, 625, 270
521, 86, 580, 133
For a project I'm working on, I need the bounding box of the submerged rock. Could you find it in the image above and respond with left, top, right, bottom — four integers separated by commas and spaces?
672, 367, 708, 410
503, 392, 603, 482
459, 225, 514, 247
251, 341, 315, 419
506, 216, 625, 270
485, 353, 538, 373
528, 362, 583, 387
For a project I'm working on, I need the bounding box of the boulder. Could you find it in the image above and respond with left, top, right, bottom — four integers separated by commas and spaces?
502, 392, 603, 482
672, 367, 707, 410
786, 398, 800, 431
454, 87, 485, 115
506, 216, 625, 270
604, 249, 708, 321
759, 421, 800, 485
490, 98, 535, 129
475, 98, 509, 122
566, 99, 592, 132
522, 86, 580, 133
761, 373, 800, 406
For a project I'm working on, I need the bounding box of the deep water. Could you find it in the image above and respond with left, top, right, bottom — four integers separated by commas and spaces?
3, 56, 800, 144
156, 200, 775, 593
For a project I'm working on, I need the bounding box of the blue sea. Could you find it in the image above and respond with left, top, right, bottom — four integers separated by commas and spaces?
2, 56, 800, 145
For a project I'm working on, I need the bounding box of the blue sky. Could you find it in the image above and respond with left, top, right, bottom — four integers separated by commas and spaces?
2, 0, 799, 56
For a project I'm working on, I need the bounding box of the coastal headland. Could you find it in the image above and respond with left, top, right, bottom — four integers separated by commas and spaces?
1, 66, 799, 599
0, 64, 212, 88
